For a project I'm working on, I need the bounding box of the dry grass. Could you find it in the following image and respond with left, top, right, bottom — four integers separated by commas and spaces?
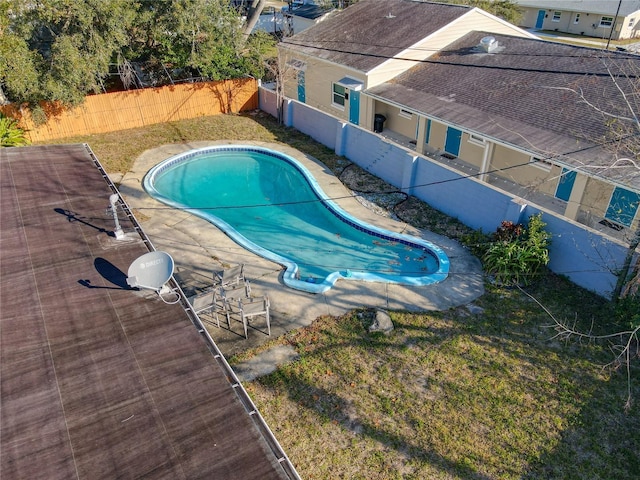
36, 112, 290, 173
242, 278, 639, 480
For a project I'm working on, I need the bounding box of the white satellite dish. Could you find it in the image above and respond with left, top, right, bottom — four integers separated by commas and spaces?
126, 251, 175, 293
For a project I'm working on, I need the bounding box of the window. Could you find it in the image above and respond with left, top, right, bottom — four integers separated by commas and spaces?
332, 83, 346, 108
531, 157, 552, 171
574, 13, 581, 24
629, 18, 635, 27
552, 11, 561, 22
468, 133, 485, 145
399, 109, 413, 119
600, 16, 614, 27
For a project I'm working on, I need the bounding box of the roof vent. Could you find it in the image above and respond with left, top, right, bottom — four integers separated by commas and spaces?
480, 36, 497, 53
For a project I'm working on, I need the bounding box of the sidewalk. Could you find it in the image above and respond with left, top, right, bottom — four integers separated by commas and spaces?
528, 28, 640, 52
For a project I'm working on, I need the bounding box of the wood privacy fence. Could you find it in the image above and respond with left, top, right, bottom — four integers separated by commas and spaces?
1, 78, 258, 143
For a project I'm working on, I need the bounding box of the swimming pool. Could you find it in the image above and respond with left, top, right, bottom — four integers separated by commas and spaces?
143, 145, 449, 293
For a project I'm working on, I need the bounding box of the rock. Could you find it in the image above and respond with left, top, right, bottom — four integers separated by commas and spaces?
466, 303, 485, 315
369, 309, 394, 335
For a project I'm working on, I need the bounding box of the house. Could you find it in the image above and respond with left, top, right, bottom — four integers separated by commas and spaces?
251, 2, 334, 36
513, 0, 640, 40
279, 0, 537, 129
282, 2, 335, 36
278, 0, 640, 237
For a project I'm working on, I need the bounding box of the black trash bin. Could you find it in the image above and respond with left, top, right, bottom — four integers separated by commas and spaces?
374, 114, 386, 133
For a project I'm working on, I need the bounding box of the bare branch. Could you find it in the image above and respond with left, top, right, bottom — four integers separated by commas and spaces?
541, 85, 636, 122
517, 285, 639, 409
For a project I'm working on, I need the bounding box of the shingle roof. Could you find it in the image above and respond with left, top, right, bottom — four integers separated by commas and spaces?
366, 32, 640, 188
280, 0, 470, 72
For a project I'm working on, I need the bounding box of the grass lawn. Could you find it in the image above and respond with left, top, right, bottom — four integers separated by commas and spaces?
40, 113, 640, 479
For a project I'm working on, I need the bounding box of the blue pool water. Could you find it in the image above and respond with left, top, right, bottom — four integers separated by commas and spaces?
143, 145, 449, 293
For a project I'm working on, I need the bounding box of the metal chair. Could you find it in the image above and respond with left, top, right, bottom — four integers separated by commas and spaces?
214, 264, 247, 289
238, 296, 271, 339
188, 289, 230, 328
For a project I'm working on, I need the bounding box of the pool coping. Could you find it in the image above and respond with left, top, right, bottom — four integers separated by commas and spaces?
117, 140, 485, 358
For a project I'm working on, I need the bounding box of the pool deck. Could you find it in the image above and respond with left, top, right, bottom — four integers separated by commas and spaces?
118, 141, 485, 358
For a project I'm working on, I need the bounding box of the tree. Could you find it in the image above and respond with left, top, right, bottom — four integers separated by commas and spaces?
539, 54, 640, 409
1, 0, 137, 117
242, 0, 268, 38
547, 56, 640, 299
128, 0, 251, 81
427, 0, 522, 24
0, 0, 276, 115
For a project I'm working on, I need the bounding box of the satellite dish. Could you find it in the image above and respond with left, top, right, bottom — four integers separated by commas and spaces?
126, 251, 174, 292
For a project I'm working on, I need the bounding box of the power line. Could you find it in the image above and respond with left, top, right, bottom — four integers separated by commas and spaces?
133, 139, 637, 214
280, 38, 640, 77
153, 236, 622, 277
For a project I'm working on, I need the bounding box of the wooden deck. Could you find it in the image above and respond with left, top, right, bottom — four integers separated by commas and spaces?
1, 144, 293, 479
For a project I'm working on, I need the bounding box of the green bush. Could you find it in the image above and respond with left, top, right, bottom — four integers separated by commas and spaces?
615, 292, 640, 329
0, 114, 29, 147
460, 228, 491, 258
482, 213, 551, 286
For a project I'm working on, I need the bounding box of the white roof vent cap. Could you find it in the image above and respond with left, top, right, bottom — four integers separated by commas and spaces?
480, 36, 497, 53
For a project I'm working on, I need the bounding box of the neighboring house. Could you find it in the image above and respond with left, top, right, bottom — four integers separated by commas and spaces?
279, 0, 640, 237
252, 2, 334, 36
253, 6, 287, 35
283, 3, 335, 36
513, 0, 640, 40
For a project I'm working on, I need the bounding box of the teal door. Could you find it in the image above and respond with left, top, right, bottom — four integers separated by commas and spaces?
605, 187, 640, 227
349, 90, 360, 125
535, 10, 545, 28
297, 70, 305, 103
555, 168, 577, 202
444, 127, 462, 156
425, 119, 432, 144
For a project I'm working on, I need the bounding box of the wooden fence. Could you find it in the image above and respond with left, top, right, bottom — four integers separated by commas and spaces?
1, 78, 258, 143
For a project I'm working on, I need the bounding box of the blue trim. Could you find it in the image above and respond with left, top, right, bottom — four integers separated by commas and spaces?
144, 145, 450, 294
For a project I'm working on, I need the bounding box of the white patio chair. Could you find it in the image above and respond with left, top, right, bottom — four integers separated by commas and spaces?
238, 295, 271, 339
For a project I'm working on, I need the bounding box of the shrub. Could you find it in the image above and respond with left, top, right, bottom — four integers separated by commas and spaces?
460, 229, 491, 258
615, 292, 640, 329
482, 213, 551, 286
0, 114, 29, 147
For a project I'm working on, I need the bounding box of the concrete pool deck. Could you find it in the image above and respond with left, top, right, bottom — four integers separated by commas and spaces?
117, 141, 485, 359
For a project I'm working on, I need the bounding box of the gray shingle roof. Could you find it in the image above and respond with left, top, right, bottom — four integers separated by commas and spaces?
367, 31, 640, 187
280, 0, 470, 72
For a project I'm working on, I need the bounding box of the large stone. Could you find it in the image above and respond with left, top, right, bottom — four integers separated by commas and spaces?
369, 308, 394, 335
466, 303, 485, 315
